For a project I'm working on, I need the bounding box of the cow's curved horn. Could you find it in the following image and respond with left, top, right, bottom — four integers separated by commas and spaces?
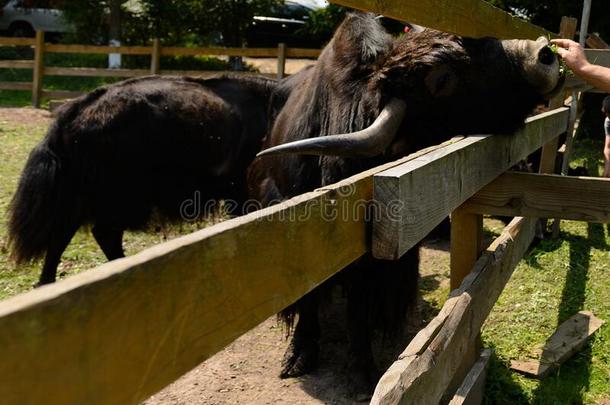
256, 98, 407, 158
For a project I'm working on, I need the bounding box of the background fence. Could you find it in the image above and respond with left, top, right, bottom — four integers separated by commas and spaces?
0, 33, 321, 107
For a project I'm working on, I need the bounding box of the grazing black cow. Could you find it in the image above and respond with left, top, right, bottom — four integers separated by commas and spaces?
8, 74, 286, 285
248, 13, 564, 396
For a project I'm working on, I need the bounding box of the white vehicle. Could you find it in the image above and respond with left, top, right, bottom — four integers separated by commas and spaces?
0, 0, 70, 37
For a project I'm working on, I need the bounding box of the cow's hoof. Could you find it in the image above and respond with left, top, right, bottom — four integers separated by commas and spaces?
279, 338, 319, 378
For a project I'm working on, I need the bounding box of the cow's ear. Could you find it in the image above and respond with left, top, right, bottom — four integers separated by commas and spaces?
333, 13, 390, 64
425, 65, 458, 97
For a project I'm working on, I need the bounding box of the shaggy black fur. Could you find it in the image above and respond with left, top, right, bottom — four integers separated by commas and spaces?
9, 74, 282, 285
248, 12, 559, 396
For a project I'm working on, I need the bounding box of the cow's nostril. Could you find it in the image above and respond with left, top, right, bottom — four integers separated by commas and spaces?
538, 46, 556, 65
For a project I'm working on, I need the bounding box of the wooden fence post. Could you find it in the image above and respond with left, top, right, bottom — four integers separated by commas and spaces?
151, 38, 161, 75
32, 30, 45, 108
277, 43, 286, 79
450, 208, 483, 290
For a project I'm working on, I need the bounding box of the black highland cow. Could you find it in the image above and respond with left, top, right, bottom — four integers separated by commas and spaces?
249, 13, 564, 395
9, 74, 288, 285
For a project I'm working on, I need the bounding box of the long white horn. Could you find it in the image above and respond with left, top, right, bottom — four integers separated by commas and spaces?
257, 98, 407, 158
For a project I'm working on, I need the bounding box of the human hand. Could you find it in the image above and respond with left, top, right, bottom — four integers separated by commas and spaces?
550, 38, 590, 74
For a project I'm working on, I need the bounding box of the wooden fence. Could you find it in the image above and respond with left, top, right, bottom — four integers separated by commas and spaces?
0, 33, 321, 107
1, 1, 609, 404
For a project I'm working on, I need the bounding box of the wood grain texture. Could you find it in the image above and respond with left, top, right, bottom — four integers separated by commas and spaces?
510, 311, 604, 378
448, 349, 492, 405
371, 217, 537, 405
450, 209, 482, 290
0, 81, 32, 90
0, 36, 36, 46
462, 172, 610, 222
587, 34, 610, 49
31, 31, 44, 108
150, 38, 161, 74
44, 66, 150, 78
42, 90, 84, 100
0, 60, 34, 69
277, 43, 286, 79
157, 70, 275, 78
0, 138, 461, 405
45, 43, 153, 55
330, 0, 550, 39
372, 108, 569, 260
161, 46, 278, 57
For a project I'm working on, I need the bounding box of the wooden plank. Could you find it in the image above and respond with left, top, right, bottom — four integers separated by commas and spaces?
277, 43, 286, 79
285, 48, 321, 58
372, 108, 569, 260
586, 33, 609, 49
448, 349, 492, 405
150, 38, 161, 75
31, 31, 45, 108
0, 36, 36, 46
158, 70, 275, 79
160, 46, 278, 57
0, 137, 461, 405
0, 60, 34, 69
0, 81, 32, 91
44, 66, 149, 78
329, 0, 551, 39
45, 44, 152, 55
510, 311, 604, 378
371, 217, 537, 405
42, 90, 84, 100
450, 209, 482, 290
462, 172, 610, 223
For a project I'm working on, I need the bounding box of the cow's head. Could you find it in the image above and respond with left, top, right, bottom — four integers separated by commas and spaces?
258, 14, 564, 158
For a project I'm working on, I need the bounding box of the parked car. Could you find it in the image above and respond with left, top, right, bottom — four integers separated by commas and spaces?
246, 0, 325, 48
0, 0, 71, 38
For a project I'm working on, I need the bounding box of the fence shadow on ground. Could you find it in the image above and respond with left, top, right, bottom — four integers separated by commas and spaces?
529, 222, 607, 403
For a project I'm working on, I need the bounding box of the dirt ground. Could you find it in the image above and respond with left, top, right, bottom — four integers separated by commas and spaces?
243, 57, 315, 75
0, 107, 53, 128
145, 240, 450, 405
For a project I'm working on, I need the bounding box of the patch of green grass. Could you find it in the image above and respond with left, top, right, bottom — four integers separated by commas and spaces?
0, 119, 215, 299
481, 137, 610, 404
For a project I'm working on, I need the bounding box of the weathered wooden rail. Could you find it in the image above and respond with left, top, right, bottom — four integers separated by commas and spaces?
1, 0, 609, 404
0, 34, 321, 107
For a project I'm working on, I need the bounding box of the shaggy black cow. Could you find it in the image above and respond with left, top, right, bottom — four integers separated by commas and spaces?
8, 74, 286, 285
249, 13, 563, 395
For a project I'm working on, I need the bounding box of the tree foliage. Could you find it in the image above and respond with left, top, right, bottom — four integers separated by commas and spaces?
299, 4, 347, 40
61, 0, 281, 46
486, 0, 610, 41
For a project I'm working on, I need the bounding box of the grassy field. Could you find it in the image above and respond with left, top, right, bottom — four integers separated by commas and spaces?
0, 115, 212, 298
0, 111, 608, 403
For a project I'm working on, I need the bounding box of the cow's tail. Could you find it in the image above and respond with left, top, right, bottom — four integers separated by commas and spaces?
8, 138, 71, 264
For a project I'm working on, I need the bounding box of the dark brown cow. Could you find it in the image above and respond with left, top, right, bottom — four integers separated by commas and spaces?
8, 74, 289, 285
249, 13, 563, 396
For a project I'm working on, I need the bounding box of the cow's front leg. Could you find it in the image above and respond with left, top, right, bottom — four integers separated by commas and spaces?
280, 292, 320, 378
346, 275, 379, 400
